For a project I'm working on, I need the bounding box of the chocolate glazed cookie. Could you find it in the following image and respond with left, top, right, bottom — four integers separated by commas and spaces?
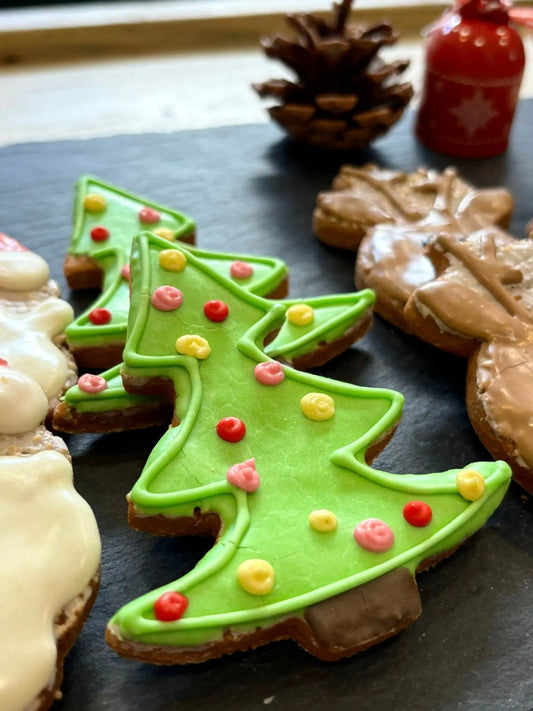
313, 164, 512, 333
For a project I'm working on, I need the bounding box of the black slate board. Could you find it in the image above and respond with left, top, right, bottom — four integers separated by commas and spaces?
1, 106, 533, 711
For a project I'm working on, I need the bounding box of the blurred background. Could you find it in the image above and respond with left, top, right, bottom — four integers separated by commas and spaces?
1, 0, 532, 146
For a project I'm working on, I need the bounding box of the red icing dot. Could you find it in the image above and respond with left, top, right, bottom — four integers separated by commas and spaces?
88, 308, 111, 325
90, 226, 110, 242
139, 207, 161, 224
204, 300, 229, 322
153, 591, 189, 622
403, 500, 432, 527
121, 263, 131, 281
0, 358, 8, 366
216, 417, 246, 442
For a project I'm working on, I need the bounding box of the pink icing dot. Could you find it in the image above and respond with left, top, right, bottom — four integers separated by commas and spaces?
353, 518, 394, 553
226, 458, 260, 493
230, 261, 254, 279
139, 207, 161, 224
0, 358, 8, 366
121, 263, 131, 281
78, 373, 108, 394
151, 285, 183, 311
0, 233, 26, 252
254, 361, 285, 386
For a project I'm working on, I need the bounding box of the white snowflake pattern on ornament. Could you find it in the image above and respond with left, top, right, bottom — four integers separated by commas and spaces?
450, 89, 499, 138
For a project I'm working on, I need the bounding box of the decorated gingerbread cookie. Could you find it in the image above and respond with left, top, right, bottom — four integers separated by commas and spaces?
313, 164, 513, 333
404, 229, 533, 494
0, 232, 77, 423
102, 232, 510, 664
64, 177, 289, 369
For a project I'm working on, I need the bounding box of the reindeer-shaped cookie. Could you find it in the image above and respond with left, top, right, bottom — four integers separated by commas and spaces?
405, 229, 533, 494
103, 232, 510, 664
313, 164, 513, 333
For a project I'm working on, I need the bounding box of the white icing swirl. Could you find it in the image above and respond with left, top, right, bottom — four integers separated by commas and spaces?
0, 298, 73, 399
0, 252, 49, 292
0, 366, 48, 434
0, 450, 101, 711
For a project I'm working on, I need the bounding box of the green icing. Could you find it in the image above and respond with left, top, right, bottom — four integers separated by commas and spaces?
107, 233, 511, 652
64, 176, 290, 355
61, 245, 292, 415
62, 283, 372, 417
65, 176, 195, 351
63, 364, 160, 413
265, 294, 368, 360
182, 246, 288, 301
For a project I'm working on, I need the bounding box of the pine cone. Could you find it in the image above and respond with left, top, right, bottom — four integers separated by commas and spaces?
253, 0, 413, 150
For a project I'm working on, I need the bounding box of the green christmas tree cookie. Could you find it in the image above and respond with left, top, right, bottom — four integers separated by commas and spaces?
103, 233, 510, 663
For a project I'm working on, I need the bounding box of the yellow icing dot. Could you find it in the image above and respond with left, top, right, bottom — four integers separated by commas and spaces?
301, 392, 335, 421
456, 468, 485, 501
154, 228, 176, 241
287, 303, 314, 326
159, 249, 187, 272
84, 194, 107, 213
309, 509, 337, 532
237, 559, 275, 595
175, 334, 210, 359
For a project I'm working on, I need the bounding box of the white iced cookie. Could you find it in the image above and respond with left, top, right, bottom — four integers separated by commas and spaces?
0, 238, 98, 711
0, 365, 48, 434
0, 450, 101, 711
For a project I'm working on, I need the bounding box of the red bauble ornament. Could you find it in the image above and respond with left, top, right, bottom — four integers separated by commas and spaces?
403, 500, 433, 527
415, 0, 525, 157
216, 417, 246, 442
153, 591, 189, 622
